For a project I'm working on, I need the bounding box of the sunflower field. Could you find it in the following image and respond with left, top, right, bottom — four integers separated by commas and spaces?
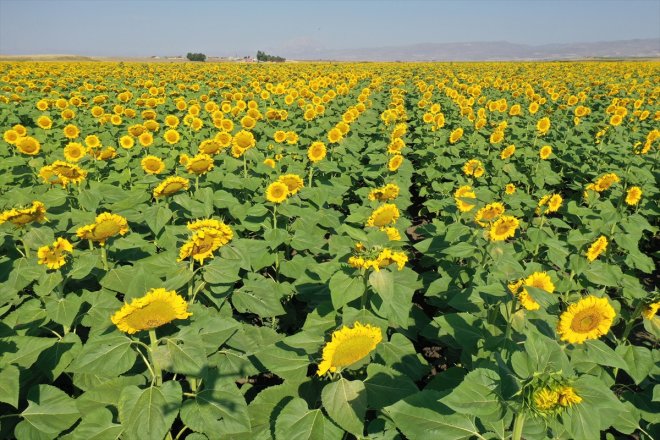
0, 61, 658, 440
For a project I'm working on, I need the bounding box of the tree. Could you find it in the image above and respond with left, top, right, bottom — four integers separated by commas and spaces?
186, 52, 206, 62
256, 50, 285, 62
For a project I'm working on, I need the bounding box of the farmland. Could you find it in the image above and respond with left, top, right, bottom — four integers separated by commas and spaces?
0, 61, 658, 439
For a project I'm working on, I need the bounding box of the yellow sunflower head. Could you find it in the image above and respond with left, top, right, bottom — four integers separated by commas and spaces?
76, 212, 129, 246
454, 185, 477, 212
388, 154, 404, 172
266, 181, 289, 204
308, 141, 327, 163
16, 136, 41, 155
37, 237, 73, 269
164, 129, 181, 145
185, 153, 214, 175
63, 142, 86, 162
539, 145, 552, 160
489, 215, 519, 241
366, 203, 400, 228
586, 235, 608, 262
278, 174, 304, 195
474, 202, 505, 227
317, 322, 382, 376
141, 156, 165, 175
557, 295, 616, 344
153, 176, 190, 198
625, 186, 642, 206
0, 201, 47, 227
111, 288, 191, 334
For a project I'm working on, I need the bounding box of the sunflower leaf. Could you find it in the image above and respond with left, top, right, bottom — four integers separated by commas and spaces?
321, 377, 367, 437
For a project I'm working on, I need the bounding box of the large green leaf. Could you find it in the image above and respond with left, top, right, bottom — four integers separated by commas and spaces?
118, 381, 182, 440
441, 368, 504, 419
180, 382, 251, 435
60, 407, 123, 440
0, 364, 20, 408
67, 333, 137, 376
20, 384, 80, 437
274, 398, 326, 440
321, 378, 367, 437
364, 363, 418, 409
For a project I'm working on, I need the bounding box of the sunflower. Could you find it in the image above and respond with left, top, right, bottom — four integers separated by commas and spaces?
141, 156, 165, 175
37, 115, 53, 130
449, 127, 464, 144
92, 146, 117, 161
63, 124, 80, 139
537, 117, 551, 135
274, 130, 287, 143
119, 135, 135, 149
0, 201, 47, 226
138, 132, 154, 147
16, 136, 41, 155
500, 144, 516, 159
642, 302, 659, 320
13, 124, 27, 136
505, 183, 516, 195
263, 158, 276, 168
278, 174, 304, 195
164, 129, 180, 145
536, 193, 562, 215
111, 288, 191, 334
153, 176, 190, 198
366, 204, 399, 227
76, 212, 129, 246
85, 135, 101, 149
198, 139, 221, 155
454, 185, 477, 212
489, 130, 504, 144
37, 237, 73, 269
516, 272, 555, 311
187, 219, 234, 245
625, 186, 642, 206
266, 181, 289, 203
368, 183, 400, 202
39, 161, 87, 186
316, 322, 382, 376
586, 235, 608, 262
539, 145, 552, 160
232, 130, 256, 152
609, 114, 623, 126
308, 141, 327, 162
388, 138, 405, 154
474, 202, 505, 227
463, 159, 484, 177
327, 127, 343, 144
178, 227, 227, 264
3, 129, 19, 144
215, 131, 232, 148
489, 215, 519, 241
384, 227, 401, 241
557, 295, 616, 344
557, 386, 582, 407
534, 388, 559, 412
388, 154, 404, 172
594, 173, 619, 191
64, 142, 87, 162
185, 153, 214, 175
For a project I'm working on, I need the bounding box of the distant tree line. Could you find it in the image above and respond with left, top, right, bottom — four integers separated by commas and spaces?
256, 50, 285, 62
186, 52, 206, 62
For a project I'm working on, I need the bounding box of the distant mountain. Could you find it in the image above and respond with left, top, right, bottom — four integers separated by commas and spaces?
275, 39, 660, 61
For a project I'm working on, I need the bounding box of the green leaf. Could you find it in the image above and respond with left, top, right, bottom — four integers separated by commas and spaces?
583, 261, 622, 287
321, 377, 367, 437
375, 333, 430, 381
69, 250, 100, 280
164, 336, 208, 376
580, 340, 627, 369
231, 277, 286, 318
60, 407, 123, 440
253, 342, 310, 381
20, 384, 80, 437
203, 258, 241, 284
180, 382, 251, 435
67, 334, 137, 376
364, 363, 418, 409
275, 397, 325, 440
442, 368, 503, 418
383, 390, 479, 440
118, 381, 182, 440
45, 293, 83, 329
0, 336, 57, 368
329, 270, 365, 310
143, 205, 173, 235
0, 364, 19, 408
441, 242, 477, 258
615, 344, 653, 385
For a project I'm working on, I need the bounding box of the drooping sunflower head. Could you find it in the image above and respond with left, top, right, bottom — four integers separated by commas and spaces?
141, 155, 165, 175
449, 127, 464, 144
178, 227, 227, 264
500, 144, 516, 160
307, 141, 327, 163
366, 203, 400, 228
76, 212, 129, 246
187, 219, 233, 246
388, 154, 404, 172
475, 202, 505, 227
198, 139, 222, 155
153, 176, 190, 198
586, 235, 608, 262
594, 173, 619, 192
642, 301, 660, 320
0, 201, 47, 227
489, 215, 519, 241
37, 237, 73, 270
111, 288, 192, 334
39, 161, 87, 186
266, 181, 289, 204
557, 295, 616, 344
278, 174, 304, 195
16, 136, 41, 155
454, 185, 477, 212
317, 322, 382, 376
185, 153, 214, 175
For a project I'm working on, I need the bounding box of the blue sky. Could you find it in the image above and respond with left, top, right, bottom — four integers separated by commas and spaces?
1, 0, 658, 56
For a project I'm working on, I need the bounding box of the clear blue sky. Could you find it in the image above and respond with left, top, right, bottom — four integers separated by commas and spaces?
1, 0, 658, 57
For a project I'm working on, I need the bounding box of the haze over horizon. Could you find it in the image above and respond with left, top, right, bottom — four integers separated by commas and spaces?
1, 0, 659, 60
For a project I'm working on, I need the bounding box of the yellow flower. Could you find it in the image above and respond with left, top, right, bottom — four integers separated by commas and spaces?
178, 227, 227, 264
642, 302, 659, 320
500, 144, 516, 160
557, 386, 582, 407
489, 215, 519, 241
37, 115, 53, 130
138, 132, 154, 147
16, 136, 41, 155
505, 183, 516, 195
263, 158, 276, 168
153, 176, 190, 198
388, 154, 404, 171
85, 135, 101, 149
536, 193, 562, 215
185, 153, 214, 175
0, 201, 47, 227
474, 202, 505, 227
557, 295, 616, 344
111, 288, 191, 334
518, 272, 555, 311
534, 388, 559, 412
76, 212, 129, 246
198, 139, 222, 155
3, 129, 19, 144
594, 173, 619, 191
266, 181, 289, 203
187, 219, 234, 244
119, 135, 135, 149
286, 131, 299, 145
232, 130, 256, 155
274, 130, 287, 143
463, 159, 484, 177
317, 322, 382, 376
366, 204, 399, 227
537, 117, 551, 135
63, 124, 80, 139
449, 127, 464, 144
539, 145, 552, 160
454, 185, 477, 212
141, 156, 165, 175
384, 227, 401, 241
308, 141, 327, 162
164, 129, 181, 145
37, 237, 73, 269
278, 174, 304, 195
63, 142, 86, 162
368, 183, 400, 202
586, 235, 608, 262
39, 161, 87, 186
625, 186, 642, 205
327, 127, 343, 144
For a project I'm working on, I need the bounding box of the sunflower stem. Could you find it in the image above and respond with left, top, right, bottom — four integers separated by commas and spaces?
195, 175, 199, 191
308, 165, 314, 188
503, 296, 517, 358
149, 329, 162, 386
533, 215, 545, 255
22, 240, 30, 259
512, 411, 525, 440
243, 154, 248, 178
360, 271, 369, 309
621, 301, 644, 343
88, 239, 94, 250
100, 245, 109, 271
188, 258, 195, 301
188, 377, 198, 393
